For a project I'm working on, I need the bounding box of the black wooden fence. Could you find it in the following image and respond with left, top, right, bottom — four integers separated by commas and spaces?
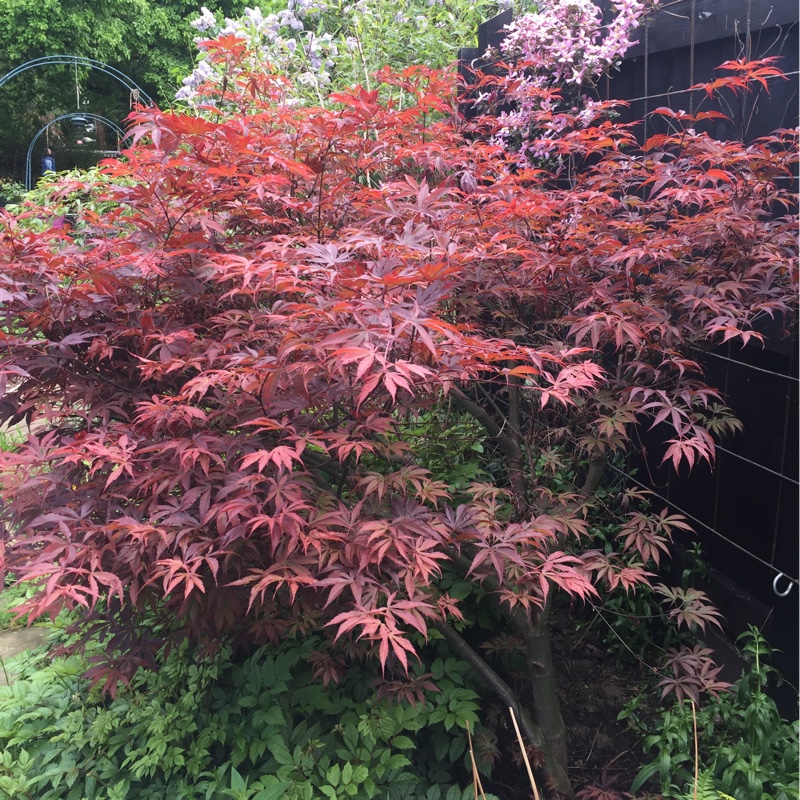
459, 0, 800, 689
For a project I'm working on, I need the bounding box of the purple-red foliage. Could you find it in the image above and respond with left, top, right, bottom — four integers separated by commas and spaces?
0, 47, 796, 690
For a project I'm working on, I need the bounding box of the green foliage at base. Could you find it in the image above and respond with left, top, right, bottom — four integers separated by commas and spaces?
0, 633, 497, 800
0, 179, 25, 205
0, 578, 38, 631
624, 628, 799, 800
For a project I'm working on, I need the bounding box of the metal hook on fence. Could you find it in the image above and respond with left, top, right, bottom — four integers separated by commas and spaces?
772, 572, 794, 598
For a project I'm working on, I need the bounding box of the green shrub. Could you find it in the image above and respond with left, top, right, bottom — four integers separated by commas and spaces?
624, 627, 799, 800
0, 179, 25, 205
0, 427, 25, 454
0, 633, 498, 800
0, 577, 39, 631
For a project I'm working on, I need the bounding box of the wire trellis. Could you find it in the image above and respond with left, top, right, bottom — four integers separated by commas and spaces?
606, 461, 799, 587
692, 348, 800, 383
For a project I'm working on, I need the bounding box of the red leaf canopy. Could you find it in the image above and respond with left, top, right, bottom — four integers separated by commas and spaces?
0, 55, 795, 675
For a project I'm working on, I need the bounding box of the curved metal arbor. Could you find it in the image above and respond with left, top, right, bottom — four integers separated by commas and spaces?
0, 56, 154, 188
0, 56, 154, 106
26, 113, 127, 190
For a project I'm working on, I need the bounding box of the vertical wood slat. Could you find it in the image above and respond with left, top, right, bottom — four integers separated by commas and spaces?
597, 0, 799, 57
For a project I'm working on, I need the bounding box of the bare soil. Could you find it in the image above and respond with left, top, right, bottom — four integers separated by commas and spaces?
482, 603, 659, 799
551, 609, 655, 796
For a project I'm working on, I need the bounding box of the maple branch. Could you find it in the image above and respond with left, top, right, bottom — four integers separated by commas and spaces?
507, 376, 522, 437
434, 621, 571, 797
474, 381, 509, 426
450, 385, 526, 502
450, 387, 501, 438
300, 449, 341, 483
504, 376, 530, 515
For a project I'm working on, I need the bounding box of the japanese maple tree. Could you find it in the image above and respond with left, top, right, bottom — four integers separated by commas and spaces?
0, 35, 796, 796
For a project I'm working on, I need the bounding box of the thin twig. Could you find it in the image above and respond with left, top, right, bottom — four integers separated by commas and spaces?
583, 721, 603, 766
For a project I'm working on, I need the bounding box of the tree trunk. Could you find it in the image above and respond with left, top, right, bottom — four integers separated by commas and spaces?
526, 603, 569, 776
444, 562, 573, 795
436, 622, 573, 797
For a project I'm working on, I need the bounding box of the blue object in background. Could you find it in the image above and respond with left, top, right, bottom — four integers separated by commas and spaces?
42, 148, 56, 174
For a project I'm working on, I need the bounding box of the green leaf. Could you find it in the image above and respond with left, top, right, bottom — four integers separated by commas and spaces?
432, 732, 449, 762
231, 767, 247, 794
267, 736, 294, 766
632, 762, 662, 793
326, 764, 341, 788
391, 735, 414, 750
385, 755, 411, 770
253, 782, 292, 800
445, 786, 462, 800
448, 736, 466, 763
351, 765, 369, 784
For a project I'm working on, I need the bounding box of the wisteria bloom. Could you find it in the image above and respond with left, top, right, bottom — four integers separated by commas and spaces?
190, 6, 216, 32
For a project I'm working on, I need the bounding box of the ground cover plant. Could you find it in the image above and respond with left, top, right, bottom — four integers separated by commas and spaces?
0, 626, 495, 800
0, 4, 797, 797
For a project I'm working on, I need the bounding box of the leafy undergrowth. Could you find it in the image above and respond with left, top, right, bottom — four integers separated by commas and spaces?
0, 628, 499, 800
624, 627, 799, 800
0, 608, 646, 800
549, 605, 799, 800
0, 599, 655, 800
0, 578, 39, 631
0, 604, 796, 800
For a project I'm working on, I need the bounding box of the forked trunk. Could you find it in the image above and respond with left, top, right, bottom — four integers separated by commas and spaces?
436, 621, 572, 797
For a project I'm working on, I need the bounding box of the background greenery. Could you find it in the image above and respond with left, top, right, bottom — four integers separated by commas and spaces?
0, 0, 254, 182
0, 0, 514, 184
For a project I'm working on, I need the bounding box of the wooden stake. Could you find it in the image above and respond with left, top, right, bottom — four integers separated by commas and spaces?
466, 721, 487, 800
509, 706, 541, 800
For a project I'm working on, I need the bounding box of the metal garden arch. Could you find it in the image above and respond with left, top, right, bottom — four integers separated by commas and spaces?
0, 56, 155, 188
25, 113, 128, 190
0, 56, 154, 105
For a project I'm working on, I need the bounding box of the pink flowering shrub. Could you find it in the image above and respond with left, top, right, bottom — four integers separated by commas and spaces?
487, 0, 654, 160
502, 0, 649, 86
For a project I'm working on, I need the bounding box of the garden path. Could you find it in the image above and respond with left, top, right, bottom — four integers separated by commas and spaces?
0, 627, 49, 686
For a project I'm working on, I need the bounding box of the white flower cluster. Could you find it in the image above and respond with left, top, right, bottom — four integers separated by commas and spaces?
288, 0, 329, 15
190, 5, 216, 32
178, 3, 342, 105
175, 0, 520, 110
176, 57, 214, 101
